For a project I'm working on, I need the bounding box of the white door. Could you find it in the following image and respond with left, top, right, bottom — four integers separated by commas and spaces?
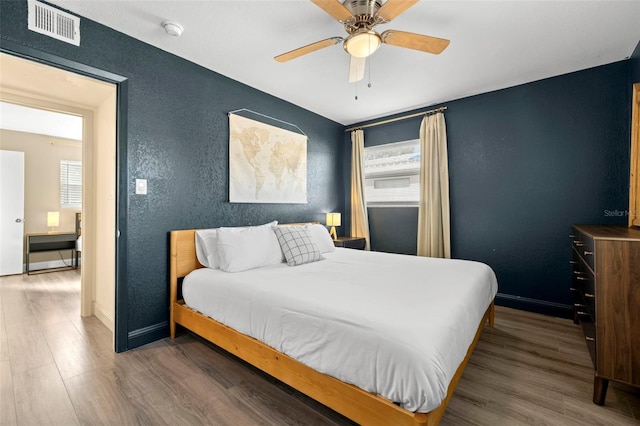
0, 150, 25, 276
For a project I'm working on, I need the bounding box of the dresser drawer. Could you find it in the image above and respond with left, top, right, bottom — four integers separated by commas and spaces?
571, 249, 596, 326
579, 313, 597, 367
573, 280, 596, 323
571, 228, 595, 270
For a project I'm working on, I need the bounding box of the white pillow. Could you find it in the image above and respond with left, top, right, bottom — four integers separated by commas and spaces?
305, 223, 335, 253
273, 225, 324, 266
195, 229, 220, 268
195, 221, 278, 269
216, 222, 283, 272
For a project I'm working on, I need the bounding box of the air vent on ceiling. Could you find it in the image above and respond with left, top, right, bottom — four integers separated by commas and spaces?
28, 0, 80, 46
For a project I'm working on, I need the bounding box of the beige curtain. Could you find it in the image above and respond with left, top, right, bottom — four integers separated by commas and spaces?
417, 113, 451, 258
350, 129, 371, 250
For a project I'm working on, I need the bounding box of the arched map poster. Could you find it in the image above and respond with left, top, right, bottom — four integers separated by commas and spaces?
229, 113, 307, 204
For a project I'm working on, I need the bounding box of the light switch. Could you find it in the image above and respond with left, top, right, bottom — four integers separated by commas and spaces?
136, 179, 147, 195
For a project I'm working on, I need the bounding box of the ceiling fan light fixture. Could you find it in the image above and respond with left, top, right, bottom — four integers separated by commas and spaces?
344, 30, 381, 58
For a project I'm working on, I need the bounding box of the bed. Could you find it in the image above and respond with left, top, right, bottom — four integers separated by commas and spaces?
170, 224, 497, 425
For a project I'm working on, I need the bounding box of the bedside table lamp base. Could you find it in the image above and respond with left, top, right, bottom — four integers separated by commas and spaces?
326, 212, 341, 241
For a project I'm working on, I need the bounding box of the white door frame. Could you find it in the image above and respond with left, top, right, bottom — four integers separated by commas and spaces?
1, 44, 128, 352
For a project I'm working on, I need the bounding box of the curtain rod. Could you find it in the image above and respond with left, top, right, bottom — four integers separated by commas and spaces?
344, 106, 447, 132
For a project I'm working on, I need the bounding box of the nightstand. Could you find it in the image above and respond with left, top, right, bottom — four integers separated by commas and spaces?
333, 236, 366, 250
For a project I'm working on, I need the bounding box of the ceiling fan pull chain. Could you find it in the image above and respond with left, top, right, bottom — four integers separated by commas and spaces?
368, 37, 372, 88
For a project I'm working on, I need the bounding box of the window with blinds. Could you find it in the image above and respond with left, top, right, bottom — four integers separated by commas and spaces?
60, 160, 82, 208
364, 139, 420, 207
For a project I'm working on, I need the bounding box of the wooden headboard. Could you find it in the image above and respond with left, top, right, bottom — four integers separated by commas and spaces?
170, 229, 202, 280
169, 229, 202, 315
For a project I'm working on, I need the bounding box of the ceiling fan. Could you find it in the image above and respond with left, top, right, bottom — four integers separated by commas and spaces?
274, 0, 450, 83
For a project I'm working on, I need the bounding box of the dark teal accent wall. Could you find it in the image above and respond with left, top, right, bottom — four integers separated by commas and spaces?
368, 207, 418, 255
1, 0, 344, 350
346, 61, 631, 317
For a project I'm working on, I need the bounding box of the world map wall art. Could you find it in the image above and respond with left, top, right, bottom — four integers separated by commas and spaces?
228, 113, 307, 204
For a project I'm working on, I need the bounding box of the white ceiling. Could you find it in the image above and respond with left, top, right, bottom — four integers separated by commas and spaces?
47, 0, 640, 125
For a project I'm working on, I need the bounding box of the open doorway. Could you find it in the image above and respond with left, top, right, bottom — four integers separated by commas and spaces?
0, 102, 83, 275
0, 53, 117, 345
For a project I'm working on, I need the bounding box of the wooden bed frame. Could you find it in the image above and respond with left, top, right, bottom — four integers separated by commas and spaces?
170, 228, 495, 426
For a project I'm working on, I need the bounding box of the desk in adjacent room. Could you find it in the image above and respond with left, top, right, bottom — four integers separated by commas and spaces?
26, 232, 78, 274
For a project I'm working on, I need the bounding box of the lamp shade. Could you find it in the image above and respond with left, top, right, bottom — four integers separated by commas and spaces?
47, 211, 59, 227
326, 212, 341, 227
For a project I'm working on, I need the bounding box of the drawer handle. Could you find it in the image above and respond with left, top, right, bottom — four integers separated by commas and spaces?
584, 293, 595, 298
585, 336, 595, 342
569, 260, 577, 264
584, 251, 593, 256
569, 234, 576, 238
570, 287, 577, 291
577, 311, 590, 316
574, 303, 585, 308
574, 242, 585, 247
573, 271, 585, 275
576, 276, 589, 281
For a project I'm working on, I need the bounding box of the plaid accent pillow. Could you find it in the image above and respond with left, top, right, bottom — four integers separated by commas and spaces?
273, 226, 324, 267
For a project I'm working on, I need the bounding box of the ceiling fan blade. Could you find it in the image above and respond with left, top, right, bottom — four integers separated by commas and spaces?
348, 56, 366, 83
274, 37, 343, 63
311, 0, 353, 22
381, 30, 450, 54
376, 0, 419, 22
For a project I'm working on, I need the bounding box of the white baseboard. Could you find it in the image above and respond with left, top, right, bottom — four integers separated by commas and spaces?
25, 258, 80, 272
93, 301, 114, 332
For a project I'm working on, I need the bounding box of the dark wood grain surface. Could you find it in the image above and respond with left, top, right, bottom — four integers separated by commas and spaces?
572, 225, 640, 405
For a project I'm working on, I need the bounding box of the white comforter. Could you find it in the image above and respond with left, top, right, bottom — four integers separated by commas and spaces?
182, 248, 497, 412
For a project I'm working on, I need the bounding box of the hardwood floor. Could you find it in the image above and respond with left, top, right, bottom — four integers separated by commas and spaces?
1, 270, 638, 425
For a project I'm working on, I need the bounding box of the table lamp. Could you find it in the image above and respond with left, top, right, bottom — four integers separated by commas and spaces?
326, 212, 341, 241
47, 211, 59, 233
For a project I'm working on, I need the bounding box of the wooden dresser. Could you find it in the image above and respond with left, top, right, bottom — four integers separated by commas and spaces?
570, 225, 640, 405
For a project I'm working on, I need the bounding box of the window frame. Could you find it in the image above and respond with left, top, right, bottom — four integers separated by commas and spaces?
60, 159, 82, 209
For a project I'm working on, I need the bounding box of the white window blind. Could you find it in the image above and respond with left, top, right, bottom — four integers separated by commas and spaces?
60, 160, 82, 208
364, 139, 420, 207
